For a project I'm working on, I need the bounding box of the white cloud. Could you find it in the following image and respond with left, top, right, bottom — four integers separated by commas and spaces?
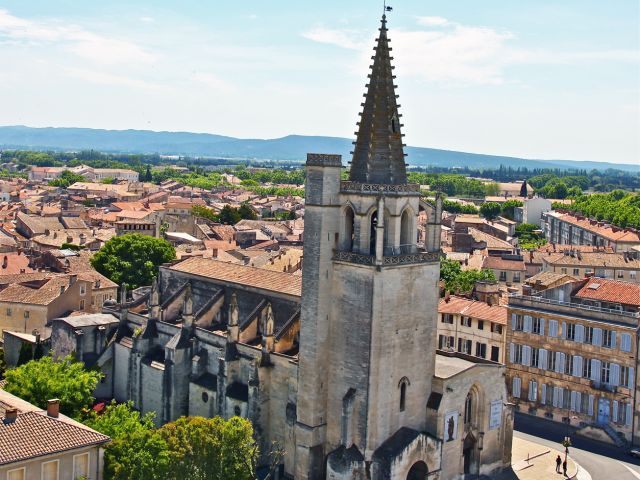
64, 67, 165, 91
192, 72, 236, 92
139, 16, 155, 23
416, 16, 449, 27
301, 27, 364, 50
302, 16, 639, 85
0, 9, 154, 64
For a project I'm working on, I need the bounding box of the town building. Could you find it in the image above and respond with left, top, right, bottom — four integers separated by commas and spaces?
513, 197, 552, 226
39, 14, 513, 480
0, 390, 109, 480
506, 277, 640, 445
540, 250, 640, 284
482, 254, 526, 288
542, 211, 640, 252
28, 165, 139, 183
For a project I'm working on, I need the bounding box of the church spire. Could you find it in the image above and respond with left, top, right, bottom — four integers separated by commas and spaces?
349, 14, 407, 185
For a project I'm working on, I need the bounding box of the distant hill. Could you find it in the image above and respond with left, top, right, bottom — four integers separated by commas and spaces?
0, 125, 637, 173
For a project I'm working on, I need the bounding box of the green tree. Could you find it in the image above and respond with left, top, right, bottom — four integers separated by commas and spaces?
238, 203, 257, 220
90, 234, 176, 289
144, 165, 153, 182
191, 205, 219, 222
500, 199, 523, 220
48, 170, 86, 188
104, 430, 171, 480
160, 416, 258, 480
219, 205, 242, 225
101, 177, 116, 184
16, 343, 33, 366
4, 355, 101, 417
479, 202, 501, 220
519, 181, 528, 197
439, 259, 496, 294
0, 347, 6, 379
83, 401, 156, 440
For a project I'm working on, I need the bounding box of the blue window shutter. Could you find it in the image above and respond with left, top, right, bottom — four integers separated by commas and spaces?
541, 384, 547, 405
588, 395, 594, 416
540, 318, 545, 336
629, 367, 635, 390
613, 400, 619, 423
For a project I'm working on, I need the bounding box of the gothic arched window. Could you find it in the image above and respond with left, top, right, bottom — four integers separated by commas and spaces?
399, 377, 410, 412
344, 206, 355, 252
370, 210, 378, 256
464, 392, 473, 425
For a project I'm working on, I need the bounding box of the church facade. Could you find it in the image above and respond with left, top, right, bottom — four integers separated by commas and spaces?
84, 14, 513, 480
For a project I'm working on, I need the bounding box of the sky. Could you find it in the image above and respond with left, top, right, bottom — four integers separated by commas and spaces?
0, 0, 638, 164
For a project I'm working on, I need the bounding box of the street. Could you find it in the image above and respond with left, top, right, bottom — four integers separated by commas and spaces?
515, 413, 640, 480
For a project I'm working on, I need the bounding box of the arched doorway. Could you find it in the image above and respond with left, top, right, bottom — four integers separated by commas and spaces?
369, 210, 378, 255
400, 208, 412, 249
463, 433, 477, 474
406, 460, 428, 480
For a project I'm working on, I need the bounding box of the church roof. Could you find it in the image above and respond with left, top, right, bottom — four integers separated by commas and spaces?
349, 15, 407, 185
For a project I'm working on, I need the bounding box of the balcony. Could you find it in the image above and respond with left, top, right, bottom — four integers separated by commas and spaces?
590, 380, 617, 393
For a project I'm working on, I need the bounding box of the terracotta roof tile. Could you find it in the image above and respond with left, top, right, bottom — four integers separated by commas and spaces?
438, 296, 507, 324
482, 256, 526, 271
574, 277, 640, 307
0, 411, 109, 465
169, 257, 302, 297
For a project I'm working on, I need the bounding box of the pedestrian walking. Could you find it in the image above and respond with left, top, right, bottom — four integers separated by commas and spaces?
563, 459, 567, 477
555, 455, 562, 473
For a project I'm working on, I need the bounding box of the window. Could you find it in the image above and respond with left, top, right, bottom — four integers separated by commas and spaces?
601, 362, 611, 384
621, 366, 632, 388
6, 307, 11, 316
7, 468, 25, 480
42, 460, 59, 480
513, 272, 521, 283
441, 314, 454, 324
80, 284, 86, 295
618, 271, 625, 279
500, 271, 507, 281
583, 358, 592, 378
491, 346, 500, 362
532, 317, 544, 335
565, 355, 574, 375
438, 335, 446, 349
24, 311, 29, 319
461, 316, 471, 327
513, 344, 523, 364
458, 338, 472, 355
399, 381, 407, 412
73, 453, 90, 479
573, 268, 580, 276
584, 326, 594, 345
548, 350, 556, 371
464, 393, 473, 424
80, 299, 85, 310
513, 314, 524, 332
531, 348, 540, 368
562, 389, 571, 409
566, 323, 576, 341
621, 333, 633, 352
602, 329, 613, 348
491, 324, 503, 334
631, 271, 637, 280
528, 380, 537, 402
545, 383, 554, 405
475, 342, 487, 359
477, 320, 484, 330
580, 393, 590, 414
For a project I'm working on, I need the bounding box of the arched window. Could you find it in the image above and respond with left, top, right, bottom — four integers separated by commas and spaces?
369, 210, 378, 256
399, 377, 410, 412
400, 208, 412, 249
407, 461, 428, 480
464, 392, 473, 425
344, 206, 355, 252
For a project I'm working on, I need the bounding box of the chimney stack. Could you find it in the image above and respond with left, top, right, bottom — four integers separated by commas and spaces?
2, 255, 7, 269
3, 408, 18, 423
47, 399, 60, 418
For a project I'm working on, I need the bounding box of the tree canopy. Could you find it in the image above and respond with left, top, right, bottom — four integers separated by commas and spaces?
479, 202, 501, 220
562, 190, 640, 229
91, 234, 176, 290
3, 355, 101, 417
439, 259, 496, 294
48, 170, 85, 188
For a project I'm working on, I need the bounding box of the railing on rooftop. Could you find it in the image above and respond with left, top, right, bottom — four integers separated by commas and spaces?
508, 294, 640, 319
333, 249, 441, 266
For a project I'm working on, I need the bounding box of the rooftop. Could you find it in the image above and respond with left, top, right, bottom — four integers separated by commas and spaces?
573, 277, 640, 308
438, 296, 507, 325
434, 353, 476, 379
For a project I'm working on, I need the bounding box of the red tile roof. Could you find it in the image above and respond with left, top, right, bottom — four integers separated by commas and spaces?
438, 296, 507, 324
169, 257, 302, 297
0, 411, 109, 465
574, 277, 640, 307
482, 256, 526, 271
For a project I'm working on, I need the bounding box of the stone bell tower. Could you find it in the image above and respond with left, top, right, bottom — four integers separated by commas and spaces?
296, 14, 443, 480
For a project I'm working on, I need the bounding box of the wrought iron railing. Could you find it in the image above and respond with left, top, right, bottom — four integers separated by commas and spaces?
508, 294, 639, 319
332, 250, 441, 266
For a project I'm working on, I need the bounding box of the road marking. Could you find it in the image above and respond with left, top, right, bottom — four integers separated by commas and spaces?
619, 462, 640, 480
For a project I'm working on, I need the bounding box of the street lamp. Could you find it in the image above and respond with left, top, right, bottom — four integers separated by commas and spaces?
562, 436, 571, 465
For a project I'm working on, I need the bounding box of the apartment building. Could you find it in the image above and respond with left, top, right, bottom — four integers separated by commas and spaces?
506, 277, 640, 444
29, 165, 139, 183
541, 250, 640, 284
437, 282, 507, 363
482, 254, 526, 287
0, 390, 109, 480
542, 211, 640, 252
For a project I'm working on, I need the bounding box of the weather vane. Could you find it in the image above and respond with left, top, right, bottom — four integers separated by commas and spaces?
383, 0, 393, 15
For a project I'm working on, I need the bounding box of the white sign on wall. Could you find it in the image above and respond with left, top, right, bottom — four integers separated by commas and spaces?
489, 400, 502, 430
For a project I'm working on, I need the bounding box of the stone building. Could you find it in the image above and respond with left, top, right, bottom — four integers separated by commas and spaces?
506, 277, 640, 445
64, 14, 512, 479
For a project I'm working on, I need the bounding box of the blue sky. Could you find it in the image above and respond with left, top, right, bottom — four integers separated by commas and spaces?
0, 0, 638, 164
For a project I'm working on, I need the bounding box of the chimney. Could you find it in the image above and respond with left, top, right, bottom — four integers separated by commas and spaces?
2, 255, 6, 269
66, 235, 73, 244
3, 408, 17, 423
444, 291, 451, 303
69, 274, 77, 285
47, 399, 60, 418
79, 233, 86, 245
32, 329, 41, 344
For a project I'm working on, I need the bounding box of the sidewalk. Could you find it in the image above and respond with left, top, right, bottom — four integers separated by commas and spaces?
511, 436, 579, 480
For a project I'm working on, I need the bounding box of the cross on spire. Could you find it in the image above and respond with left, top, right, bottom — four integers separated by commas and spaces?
349, 14, 407, 185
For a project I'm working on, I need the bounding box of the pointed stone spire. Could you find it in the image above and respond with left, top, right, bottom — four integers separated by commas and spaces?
227, 292, 239, 343
349, 14, 407, 185
149, 277, 160, 320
